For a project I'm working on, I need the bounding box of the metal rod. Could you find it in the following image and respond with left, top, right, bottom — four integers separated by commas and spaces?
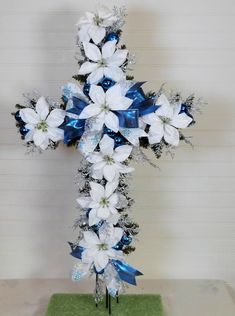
95, 274, 98, 307
106, 288, 108, 308
108, 294, 111, 315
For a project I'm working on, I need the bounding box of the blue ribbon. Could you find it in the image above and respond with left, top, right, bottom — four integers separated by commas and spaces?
68, 243, 143, 285
113, 82, 160, 128
112, 259, 143, 286
68, 242, 84, 260
60, 96, 87, 144
60, 81, 160, 143
127, 82, 160, 116
114, 109, 139, 128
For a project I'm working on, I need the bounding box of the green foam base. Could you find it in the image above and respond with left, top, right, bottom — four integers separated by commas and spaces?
45, 294, 163, 316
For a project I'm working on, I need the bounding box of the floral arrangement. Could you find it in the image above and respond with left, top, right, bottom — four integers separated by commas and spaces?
12, 5, 204, 306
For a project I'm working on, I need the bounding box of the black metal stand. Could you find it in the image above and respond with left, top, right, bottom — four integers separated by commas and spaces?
95, 280, 120, 315
106, 287, 108, 308
95, 274, 98, 307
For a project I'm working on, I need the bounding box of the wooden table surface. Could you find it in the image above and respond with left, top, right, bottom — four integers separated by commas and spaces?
1, 279, 235, 316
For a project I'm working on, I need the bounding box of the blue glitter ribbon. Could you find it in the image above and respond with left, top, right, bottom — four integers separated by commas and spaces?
127, 82, 160, 116
113, 82, 160, 128
68, 242, 84, 260
114, 109, 139, 128
112, 259, 143, 286
60, 96, 87, 144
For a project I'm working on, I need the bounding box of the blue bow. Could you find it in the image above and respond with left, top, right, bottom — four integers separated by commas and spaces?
114, 82, 160, 128
69, 243, 143, 285
60, 81, 160, 143
112, 259, 143, 286
60, 96, 87, 144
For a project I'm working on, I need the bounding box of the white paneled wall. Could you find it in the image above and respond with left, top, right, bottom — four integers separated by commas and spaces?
1, 0, 235, 288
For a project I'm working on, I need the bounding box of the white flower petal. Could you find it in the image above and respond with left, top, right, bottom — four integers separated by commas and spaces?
148, 123, 164, 144
25, 123, 34, 130
103, 165, 116, 182
89, 25, 106, 45
89, 85, 106, 105
113, 145, 132, 162
102, 40, 116, 59
105, 181, 118, 198
105, 84, 121, 107
46, 109, 65, 127
164, 124, 179, 146
95, 252, 109, 271
99, 134, 114, 155
109, 193, 118, 206
104, 111, 119, 133
76, 196, 92, 208
90, 182, 105, 202
111, 227, 123, 246
79, 103, 101, 119
81, 249, 95, 264
107, 213, 120, 225
90, 114, 105, 131
112, 96, 133, 110
83, 42, 101, 62
47, 127, 64, 142
87, 152, 103, 164
20, 108, 40, 125
92, 161, 106, 170
33, 129, 49, 149
97, 206, 110, 219
83, 230, 100, 245
171, 113, 192, 129
91, 168, 103, 179
88, 209, 100, 226
119, 127, 147, 146
87, 67, 104, 84
78, 25, 91, 43
156, 94, 173, 118
89, 201, 100, 208
106, 49, 128, 67
78, 61, 98, 75
36, 97, 49, 120
104, 66, 124, 83
141, 113, 160, 126
24, 129, 34, 142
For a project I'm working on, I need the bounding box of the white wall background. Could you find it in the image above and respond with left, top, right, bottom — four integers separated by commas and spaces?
1, 0, 235, 288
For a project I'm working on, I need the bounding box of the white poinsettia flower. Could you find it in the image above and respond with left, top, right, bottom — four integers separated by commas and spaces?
142, 94, 193, 146
77, 5, 118, 44
20, 97, 65, 150
79, 224, 123, 272
77, 181, 120, 226
87, 134, 134, 182
79, 84, 132, 132
78, 41, 128, 84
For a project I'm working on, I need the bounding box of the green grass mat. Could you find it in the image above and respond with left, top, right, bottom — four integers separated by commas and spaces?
45, 293, 163, 316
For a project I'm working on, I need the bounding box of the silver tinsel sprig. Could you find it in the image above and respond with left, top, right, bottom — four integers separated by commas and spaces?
169, 91, 206, 115
109, 6, 127, 32
131, 146, 159, 168
94, 276, 106, 303
117, 214, 140, 237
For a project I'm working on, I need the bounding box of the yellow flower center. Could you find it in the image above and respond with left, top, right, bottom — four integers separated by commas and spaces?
37, 120, 48, 132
